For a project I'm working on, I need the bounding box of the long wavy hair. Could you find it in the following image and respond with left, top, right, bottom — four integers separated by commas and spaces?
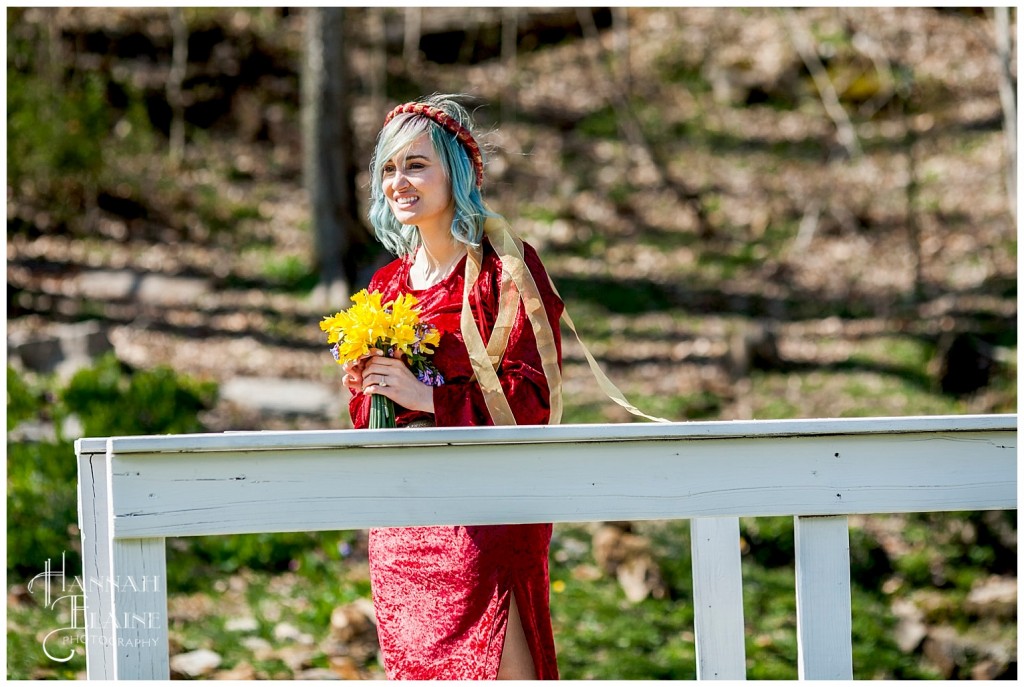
367, 94, 495, 257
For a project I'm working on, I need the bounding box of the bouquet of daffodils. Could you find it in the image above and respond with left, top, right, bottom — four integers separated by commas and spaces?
320, 290, 443, 428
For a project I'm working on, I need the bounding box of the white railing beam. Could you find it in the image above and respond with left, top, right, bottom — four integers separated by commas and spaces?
107, 427, 1015, 539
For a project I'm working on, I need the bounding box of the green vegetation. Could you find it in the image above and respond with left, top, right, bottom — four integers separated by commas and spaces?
236, 249, 320, 294
63, 354, 217, 438
576, 105, 621, 139
7, 13, 159, 236
7, 62, 108, 224
627, 390, 722, 421
556, 275, 678, 314
747, 367, 968, 419
194, 183, 266, 236
520, 204, 566, 225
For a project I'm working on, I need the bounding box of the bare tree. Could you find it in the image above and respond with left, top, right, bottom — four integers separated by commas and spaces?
368, 9, 387, 116
404, 7, 422, 67
302, 7, 366, 307
167, 8, 188, 167
612, 7, 631, 93
904, 112, 926, 299
993, 7, 1016, 221
501, 7, 518, 124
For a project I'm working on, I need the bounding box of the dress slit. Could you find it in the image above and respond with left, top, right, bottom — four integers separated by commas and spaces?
496, 583, 541, 679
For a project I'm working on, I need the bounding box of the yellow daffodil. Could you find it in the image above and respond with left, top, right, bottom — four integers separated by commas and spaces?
320, 289, 440, 368
420, 326, 441, 348
322, 289, 444, 429
391, 324, 418, 354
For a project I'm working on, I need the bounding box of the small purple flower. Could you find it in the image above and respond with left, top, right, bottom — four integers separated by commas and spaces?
331, 343, 340, 362
415, 365, 445, 387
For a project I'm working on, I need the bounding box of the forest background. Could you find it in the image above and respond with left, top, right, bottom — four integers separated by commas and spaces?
6, 6, 1017, 680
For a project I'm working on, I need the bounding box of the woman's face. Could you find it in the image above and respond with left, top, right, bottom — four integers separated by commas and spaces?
382, 133, 454, 235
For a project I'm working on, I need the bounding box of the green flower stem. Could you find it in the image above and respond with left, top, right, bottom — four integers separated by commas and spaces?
369, 392, 397, 429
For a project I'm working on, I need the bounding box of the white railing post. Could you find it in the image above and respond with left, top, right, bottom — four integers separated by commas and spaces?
109, 538, 169, 678
690, 517, 747, 679
794, 515, 853, 679
76, 444, 115, 679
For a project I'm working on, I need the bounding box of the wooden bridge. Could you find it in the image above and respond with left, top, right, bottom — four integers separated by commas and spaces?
76, 414, 1016, 679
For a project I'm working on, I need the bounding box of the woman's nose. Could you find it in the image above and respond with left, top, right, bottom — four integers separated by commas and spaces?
391, 168, 411, 190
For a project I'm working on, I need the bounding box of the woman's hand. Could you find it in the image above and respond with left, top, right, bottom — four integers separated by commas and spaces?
341, 355, 370, 395
358, 350, 436, 414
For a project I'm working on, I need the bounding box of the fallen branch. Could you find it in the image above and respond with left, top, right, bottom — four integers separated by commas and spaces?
792, 199, 822, 254
781, 9, 861, 160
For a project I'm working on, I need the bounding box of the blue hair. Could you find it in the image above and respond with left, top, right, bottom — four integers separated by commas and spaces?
368, 95, 495, 257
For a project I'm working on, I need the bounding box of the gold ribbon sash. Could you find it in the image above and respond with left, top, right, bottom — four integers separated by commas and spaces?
459, 214, 670, 426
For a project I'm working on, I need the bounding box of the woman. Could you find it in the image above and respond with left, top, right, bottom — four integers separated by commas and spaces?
342, 94, 563, 680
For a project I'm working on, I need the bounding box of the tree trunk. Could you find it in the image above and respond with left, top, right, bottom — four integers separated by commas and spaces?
368, 8, 387, 116
612, 7, 630, 94
404, 7, 422, 67
501, 7, 518, 124
904, 111, 925, 300
167, 8, 188, 167
994, 7, 1016, 221
302, 7, 365, 307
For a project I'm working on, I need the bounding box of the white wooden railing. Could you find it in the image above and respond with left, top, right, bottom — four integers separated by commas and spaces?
75, 414, 1016, 680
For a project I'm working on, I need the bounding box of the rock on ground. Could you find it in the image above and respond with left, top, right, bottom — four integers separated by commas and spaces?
8, 320, 113, 378
220, 376, 341, 417
965, 575, 1016, 619
170, 648, 222, 678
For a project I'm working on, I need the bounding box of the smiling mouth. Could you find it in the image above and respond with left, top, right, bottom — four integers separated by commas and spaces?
394, 196, 420, 208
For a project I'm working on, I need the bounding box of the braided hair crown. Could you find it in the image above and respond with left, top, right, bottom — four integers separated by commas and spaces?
383, 96, 485, 188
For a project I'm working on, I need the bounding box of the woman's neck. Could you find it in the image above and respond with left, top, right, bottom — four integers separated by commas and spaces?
409, 232, 466, 290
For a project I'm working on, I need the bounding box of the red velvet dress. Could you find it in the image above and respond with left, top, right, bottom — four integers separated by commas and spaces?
349, 239, 562, 680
